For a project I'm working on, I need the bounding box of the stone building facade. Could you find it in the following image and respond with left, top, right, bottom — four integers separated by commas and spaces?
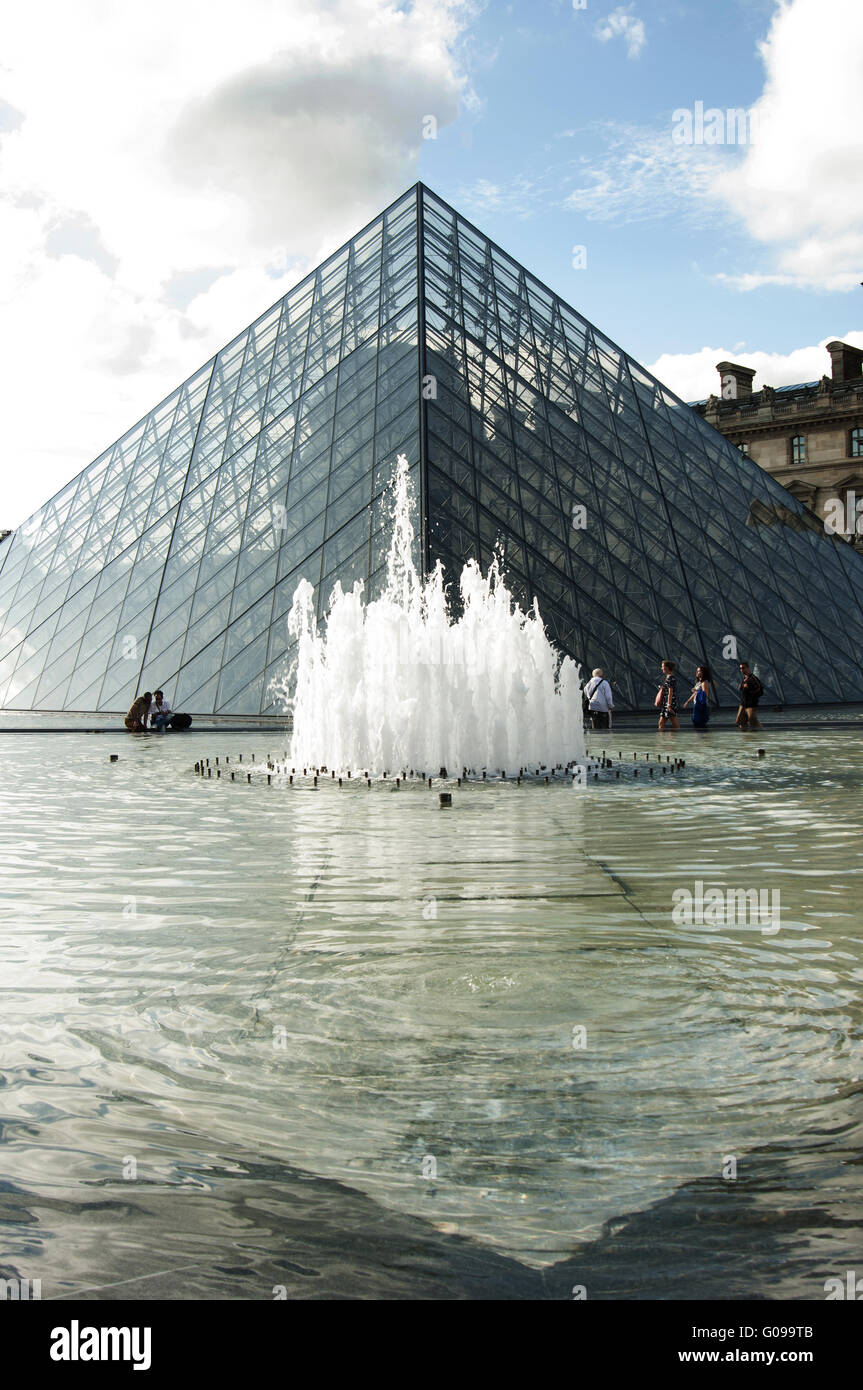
694, 340, 863, 550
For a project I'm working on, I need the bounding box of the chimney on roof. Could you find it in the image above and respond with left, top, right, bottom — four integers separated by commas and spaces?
716, 361, 756, 401
826, 340, 863, 385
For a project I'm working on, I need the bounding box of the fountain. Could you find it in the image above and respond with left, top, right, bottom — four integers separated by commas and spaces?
284, 455, 584, 774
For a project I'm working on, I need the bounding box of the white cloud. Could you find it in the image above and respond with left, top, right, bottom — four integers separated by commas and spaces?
711, 0, 863, 291
458, 174, 543, 217
166, 12, 466, 256
457, 124, 724, 227
537, 1, 863, 293
593, 6, 646, 60
564, 125, 722, 224
646, 330, 863, 403
0, 0, 471, 529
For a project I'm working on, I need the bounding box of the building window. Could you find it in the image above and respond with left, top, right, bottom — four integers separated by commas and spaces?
738, 441, 751, 457
791, 435, 806, 465
851, 427, 863, 458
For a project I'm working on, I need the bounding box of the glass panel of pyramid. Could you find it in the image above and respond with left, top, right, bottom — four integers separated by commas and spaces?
418, 186, 863, 710
0, 189, 422, 717
2, 181, 863, 717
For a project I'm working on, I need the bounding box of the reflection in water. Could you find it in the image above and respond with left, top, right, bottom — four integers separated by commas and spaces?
1, 727, 862, 1297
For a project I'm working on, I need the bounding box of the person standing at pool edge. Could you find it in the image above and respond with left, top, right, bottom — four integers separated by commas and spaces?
683, 665, 712, 728
584, 667, 614, 730
656, 660, 680, 730
737, 661, 764, 729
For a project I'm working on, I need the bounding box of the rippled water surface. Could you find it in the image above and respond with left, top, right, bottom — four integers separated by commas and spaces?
2, 725, 862, 1298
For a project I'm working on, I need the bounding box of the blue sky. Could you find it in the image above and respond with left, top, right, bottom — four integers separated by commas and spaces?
420, 0, 791, 363
0, 0, 860, 527
414, 0, 861, 387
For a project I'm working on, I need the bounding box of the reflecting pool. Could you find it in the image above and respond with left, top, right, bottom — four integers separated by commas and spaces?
1, 726, 862, 1299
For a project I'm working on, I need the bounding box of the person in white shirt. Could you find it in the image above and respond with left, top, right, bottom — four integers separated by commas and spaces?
584, 668, 613, 730
148, 690, 172, 731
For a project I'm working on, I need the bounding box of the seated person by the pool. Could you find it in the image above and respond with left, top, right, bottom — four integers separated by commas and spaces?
124, 692, 152, 731
149, 690, 172, 730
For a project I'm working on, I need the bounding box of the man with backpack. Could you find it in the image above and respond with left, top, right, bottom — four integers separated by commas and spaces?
736, 662, 764, 729
584, 667, 614, 730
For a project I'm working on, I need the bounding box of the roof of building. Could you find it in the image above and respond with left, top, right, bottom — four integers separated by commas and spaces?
690, 377, 863, 413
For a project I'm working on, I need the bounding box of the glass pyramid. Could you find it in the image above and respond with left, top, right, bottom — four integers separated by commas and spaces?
2, 183, 863, 716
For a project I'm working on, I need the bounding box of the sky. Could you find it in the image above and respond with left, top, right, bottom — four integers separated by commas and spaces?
1, 0, 861, 529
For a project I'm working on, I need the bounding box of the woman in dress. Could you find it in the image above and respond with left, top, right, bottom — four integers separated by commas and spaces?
683, 665, 712, 728
655, 660, 680, 731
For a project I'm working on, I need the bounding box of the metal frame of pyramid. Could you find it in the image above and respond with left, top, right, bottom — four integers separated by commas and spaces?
2, 182, 863, 716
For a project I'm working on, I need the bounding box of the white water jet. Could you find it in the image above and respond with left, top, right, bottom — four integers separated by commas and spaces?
284, 454, 584, 773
